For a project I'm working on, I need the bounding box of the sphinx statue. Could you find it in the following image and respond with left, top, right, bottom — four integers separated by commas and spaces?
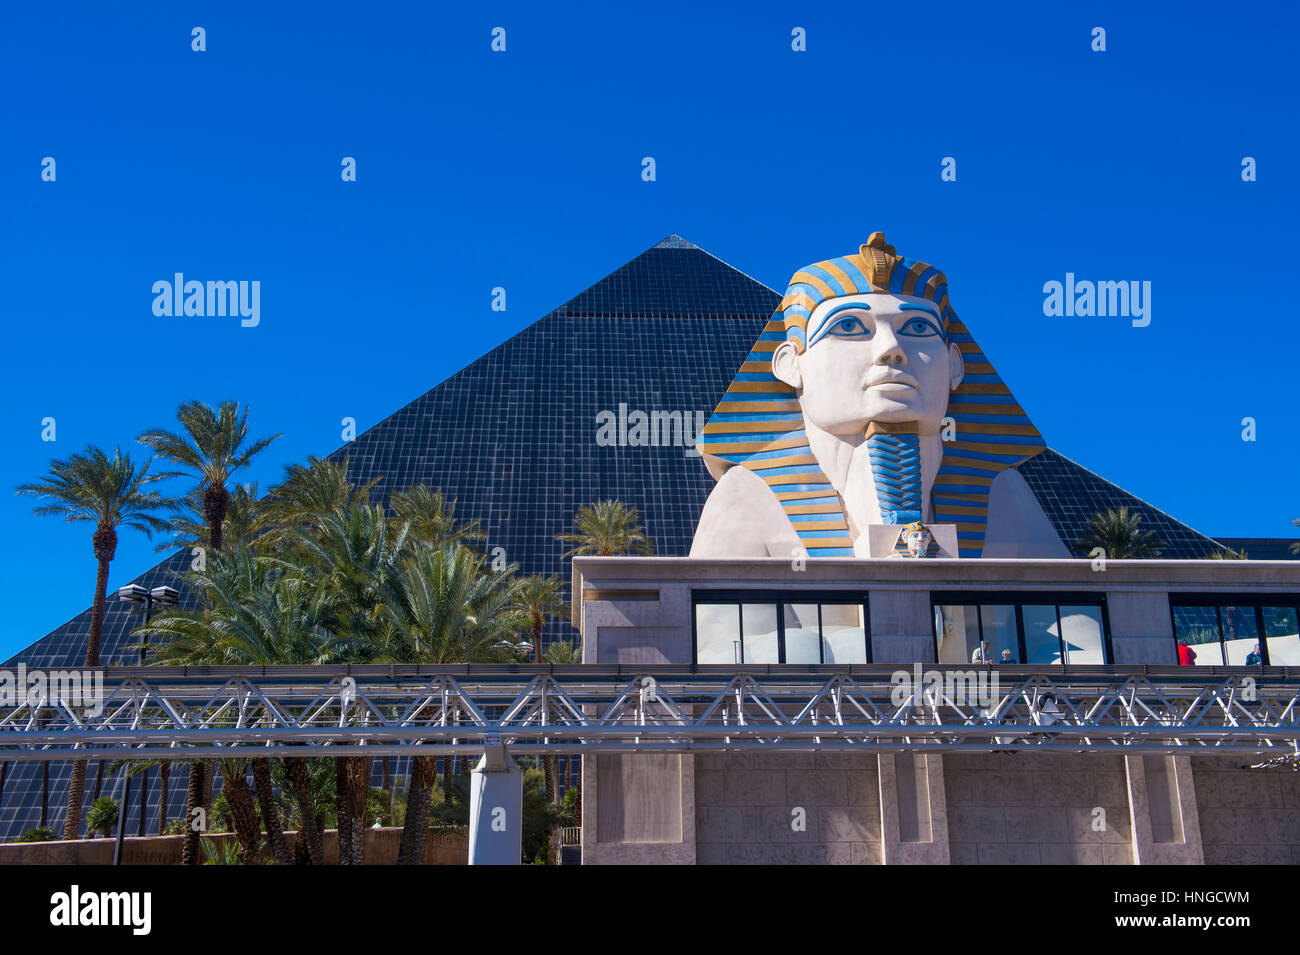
692, 232, 1067, 559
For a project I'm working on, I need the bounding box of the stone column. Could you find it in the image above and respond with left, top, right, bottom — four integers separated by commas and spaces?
1124, 754, 1203, 864
878, 752, 950, 864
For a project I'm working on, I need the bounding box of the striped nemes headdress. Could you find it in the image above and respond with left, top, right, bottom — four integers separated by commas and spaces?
697, 232, 1046, 558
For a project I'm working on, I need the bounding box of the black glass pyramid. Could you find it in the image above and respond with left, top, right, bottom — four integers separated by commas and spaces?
0, 235, 1232, 838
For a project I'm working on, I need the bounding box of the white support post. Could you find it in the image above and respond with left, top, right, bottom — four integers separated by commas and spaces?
468, 739, 523, 865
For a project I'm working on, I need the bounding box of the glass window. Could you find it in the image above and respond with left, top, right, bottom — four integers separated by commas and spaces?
1263, 607, 1298, 666
935, 604, 980, 664
1021, 605, 1061, 665
741, 603, 779, 664
695, 604, 741, 664
1220, 605, 1260, 666
821, 603, 867, 664
979, 605, 1017, 664
784, 603, 821, 664
1173, 606, 1223, 666
1059, 605, 1105, 664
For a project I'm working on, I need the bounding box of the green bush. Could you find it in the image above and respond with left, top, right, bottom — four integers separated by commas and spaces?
15, 826, 55, 843
85, 796, 120, 838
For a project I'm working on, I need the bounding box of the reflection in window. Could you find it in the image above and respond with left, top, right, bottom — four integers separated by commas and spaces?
933, 598, 1110, 665
694, 597, 868, 664
741, 603, 779, 664
1263, 607, 1299, 666
1173, 601, 1297, 666
695, 603, 741, 664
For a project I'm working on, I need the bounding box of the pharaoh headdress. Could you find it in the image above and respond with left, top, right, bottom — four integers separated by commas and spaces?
698, 233, 1045, 557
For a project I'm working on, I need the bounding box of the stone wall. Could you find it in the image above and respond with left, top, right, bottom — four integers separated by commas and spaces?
944, 753, 1133, 864
0, 826, 468, 865
694, 753, 881, 864
1191, 756, 1300, 864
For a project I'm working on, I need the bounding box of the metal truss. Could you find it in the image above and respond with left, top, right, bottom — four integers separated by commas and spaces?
0, 665, 1297, 760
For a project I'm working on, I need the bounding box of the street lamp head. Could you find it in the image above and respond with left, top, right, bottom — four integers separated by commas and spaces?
116, 584, 148, 603
149, 586, 180, 606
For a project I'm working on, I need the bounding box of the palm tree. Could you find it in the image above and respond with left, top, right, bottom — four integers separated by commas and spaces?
158, 482, 266, 554
139, 400, 278, 863
260, 456, 380, 546
139, 544, 327, 863
85, 796, 120, 839
1075, 507, 1163, 559
17, 445, 176, 840
138, 399, 280, 553
1209, 546, 1248, 559
510, 574, 570, 860
557, 499, 655, 557
1290, 518, 1299, 556
390, 485, 484, 547
372, 543, 527, 863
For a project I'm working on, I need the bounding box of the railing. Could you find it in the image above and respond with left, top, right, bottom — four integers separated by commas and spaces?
0, 664, 1296, 759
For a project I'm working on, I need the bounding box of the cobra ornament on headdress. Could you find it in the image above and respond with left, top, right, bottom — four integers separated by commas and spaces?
697, 232, 1046, 557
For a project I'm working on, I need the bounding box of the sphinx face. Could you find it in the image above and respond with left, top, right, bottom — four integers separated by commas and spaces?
774, 293, 965, 436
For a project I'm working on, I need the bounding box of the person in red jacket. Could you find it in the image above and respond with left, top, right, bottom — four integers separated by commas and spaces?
1177, 638, 1198, 666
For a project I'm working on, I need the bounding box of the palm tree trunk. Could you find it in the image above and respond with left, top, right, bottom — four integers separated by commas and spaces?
335, 757, 353, 864
137, 766, 148, 837
252, 758, 291, 864
157, 762, 170, 835
382, 755, 393, 823
65, 542, 113, 841
92, 759, 105, 802
220, 763, 262, 863
347, 756, 369, 864
397, 755, 435, 864
180, 760, 208, 864
286, 757, 324, 865
62, 761, 86, 840
203, 486, 228, 553
442, 756, 453, 807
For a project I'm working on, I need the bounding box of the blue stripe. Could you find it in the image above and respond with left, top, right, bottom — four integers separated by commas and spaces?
704, 432, 805, 445
809, 547, 856, 557
801, 264, 848, 297
945, 432, 1045, 447
797, 529, 850, 540
771, 482, 835, 493
711, 412, 804, 423
831, 256, 871, 291
713, 445, 811, 463
749, 463, 826, 477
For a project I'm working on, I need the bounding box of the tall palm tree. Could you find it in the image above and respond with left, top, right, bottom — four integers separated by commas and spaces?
158, 482, 266, 554
138, 399, 280, 553
17, 445, 176, 840
1076, 507, 1164, 559
512, 575, 569, 662
139, 399, 279, 862
373, 543, 527, 864
557, 499, 655, 557
390, 485, 484, 547
511, 574, 570, 859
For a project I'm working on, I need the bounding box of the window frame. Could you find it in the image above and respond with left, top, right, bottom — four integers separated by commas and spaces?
1169, 593, 1300, 667
690, 590, 872, 665
930, 591, 1113, 666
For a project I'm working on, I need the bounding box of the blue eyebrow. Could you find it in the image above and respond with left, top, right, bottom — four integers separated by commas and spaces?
899, 303, 940, 319
825, 302, 870, 318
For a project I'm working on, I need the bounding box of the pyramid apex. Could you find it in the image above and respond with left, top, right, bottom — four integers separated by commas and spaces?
653, 233, 699, 249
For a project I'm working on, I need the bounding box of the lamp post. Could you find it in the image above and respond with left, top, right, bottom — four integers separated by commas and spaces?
116, 584, 179, 664
114, 583, 178, 853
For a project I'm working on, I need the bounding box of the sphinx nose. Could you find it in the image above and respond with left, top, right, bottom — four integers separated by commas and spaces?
875, 326, 907, 365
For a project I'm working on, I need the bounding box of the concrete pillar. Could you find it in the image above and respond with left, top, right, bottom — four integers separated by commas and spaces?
1124, 754, 1203, 864
468, 743, 522, 865
878, 752, 950, 864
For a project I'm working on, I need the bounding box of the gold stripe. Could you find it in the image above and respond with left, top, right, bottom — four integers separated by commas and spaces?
789, 271, 836, 299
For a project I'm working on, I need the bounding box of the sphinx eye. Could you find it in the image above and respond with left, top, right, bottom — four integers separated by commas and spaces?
898, 317, 940, 338
827, 316, 869, 338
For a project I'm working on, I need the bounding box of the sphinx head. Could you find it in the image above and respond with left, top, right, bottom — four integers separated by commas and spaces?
769, 233, 966, 438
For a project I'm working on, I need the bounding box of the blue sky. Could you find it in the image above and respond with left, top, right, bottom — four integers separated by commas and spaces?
1, 1, 1296, 659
